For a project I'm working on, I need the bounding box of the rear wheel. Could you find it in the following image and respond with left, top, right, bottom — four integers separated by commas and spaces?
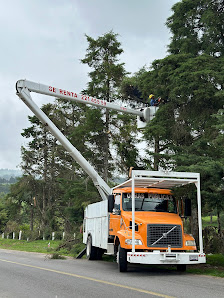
177, 264, 186, 272
117, 245, 127, 272
86, 235, 97, 260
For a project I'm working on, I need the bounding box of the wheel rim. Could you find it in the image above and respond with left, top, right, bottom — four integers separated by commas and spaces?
86, 237, 91, 257
117, 250, 119, 264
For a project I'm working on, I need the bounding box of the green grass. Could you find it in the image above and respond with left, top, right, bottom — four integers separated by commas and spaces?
0, 238, 85, 258
202, 216, 218, 228
186, 254, 224, 278
187, 267, 224, 277
202, 213, 224, 229
203, 216, 218, 222
0, 238, 62, 253
207, 254, 224, 267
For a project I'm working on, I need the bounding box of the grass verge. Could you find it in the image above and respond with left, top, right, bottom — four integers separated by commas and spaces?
187, 254, 224, 277
0, 238, 86, 258
187, 266, 224, 277
0, 238, 62, 254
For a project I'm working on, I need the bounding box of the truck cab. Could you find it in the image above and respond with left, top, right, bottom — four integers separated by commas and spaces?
110, 187, 196, 254
109, 186, 200, 271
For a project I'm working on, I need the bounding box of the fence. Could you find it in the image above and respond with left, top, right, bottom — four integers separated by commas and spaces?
1, 231, 76, 241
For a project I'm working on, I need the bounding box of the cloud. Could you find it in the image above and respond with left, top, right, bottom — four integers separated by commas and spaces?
0, 0, 178, 169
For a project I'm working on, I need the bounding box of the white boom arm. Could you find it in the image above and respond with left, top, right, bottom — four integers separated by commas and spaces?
16, 79, 157, 122
16, 79, 157, 201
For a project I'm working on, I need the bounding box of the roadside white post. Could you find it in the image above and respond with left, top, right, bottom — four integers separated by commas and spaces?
74, 233, 76, 239
52, 232, 55, 240
2, 233, 4, 239
132, 171, 135, 253
7, 234, 9, 239
62, 232, 65, 240
13, 232, 15, 240
19, 230, 22, 240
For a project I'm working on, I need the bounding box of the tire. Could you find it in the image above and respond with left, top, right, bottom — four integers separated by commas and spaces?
118, 245, 127, 272
177, 264, 186, 272
86, 235, 97, 260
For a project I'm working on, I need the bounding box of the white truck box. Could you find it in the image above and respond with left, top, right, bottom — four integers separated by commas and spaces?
83, 200, 108, 249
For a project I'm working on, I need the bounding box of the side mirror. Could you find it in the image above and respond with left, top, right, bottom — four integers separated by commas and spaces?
184, 198, 191, 217
108, 195, 114, 213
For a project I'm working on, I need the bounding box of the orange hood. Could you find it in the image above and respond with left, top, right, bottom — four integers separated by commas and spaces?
122, 211, 182, 226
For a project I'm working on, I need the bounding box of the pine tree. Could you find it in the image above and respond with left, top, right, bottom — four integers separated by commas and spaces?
21, 104, 59, 236
81, 31, 138, 180
167, 0, 224, 57
133, 0, 224, 241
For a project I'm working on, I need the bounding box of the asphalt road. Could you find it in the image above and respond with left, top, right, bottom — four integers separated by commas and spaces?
0, 249, 223, 298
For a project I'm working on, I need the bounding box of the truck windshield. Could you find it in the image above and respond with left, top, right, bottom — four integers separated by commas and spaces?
122, 193, 176, 213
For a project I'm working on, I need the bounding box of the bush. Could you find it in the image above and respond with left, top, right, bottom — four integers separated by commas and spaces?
203, 226, 224, 254
54, 231, 63, 240
19, 224, 30, 232
71, 242, 86, 257
50, 253, 66, 260
207, 254, 224, 267
22, 230, 41, 241
4, 220, 19, 234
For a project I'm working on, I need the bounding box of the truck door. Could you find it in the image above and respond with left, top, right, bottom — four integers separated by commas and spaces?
109, 194, 121, 236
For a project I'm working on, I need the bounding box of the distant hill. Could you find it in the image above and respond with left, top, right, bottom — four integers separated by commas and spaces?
0, 169, 22, 180
0, 169, 22, 194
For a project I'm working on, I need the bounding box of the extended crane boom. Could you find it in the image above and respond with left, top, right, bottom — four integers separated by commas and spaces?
16, 79, 157, 122
16, 79, 157, 201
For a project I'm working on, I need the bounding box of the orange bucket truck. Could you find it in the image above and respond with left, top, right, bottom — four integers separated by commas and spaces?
16, 80, 205, 272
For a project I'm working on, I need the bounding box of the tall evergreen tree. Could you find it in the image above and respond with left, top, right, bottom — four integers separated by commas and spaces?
167, 0, 224, 57
129, 0, 224, 240
19, 97, 110, 235
81, 31, 138, 180
21, 104, 60, 236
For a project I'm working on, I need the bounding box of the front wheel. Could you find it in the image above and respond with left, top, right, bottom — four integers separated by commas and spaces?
117, 245, 127, 272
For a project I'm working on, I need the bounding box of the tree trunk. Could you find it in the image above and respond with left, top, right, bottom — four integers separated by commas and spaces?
154, 136, 159, 170
103, 109, 110, 182
30, 200, 34, 232
42, 128, 48, 238
103, 79, 110, 182
190, 206, 199, 247
217, 210, 223, 238
210, 214, 213, 224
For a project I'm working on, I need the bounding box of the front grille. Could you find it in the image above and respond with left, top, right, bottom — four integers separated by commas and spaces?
147, 224, 182, 248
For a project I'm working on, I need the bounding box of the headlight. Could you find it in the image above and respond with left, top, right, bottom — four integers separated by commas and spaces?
125, 239, 143, 245
185, 240, 196, 246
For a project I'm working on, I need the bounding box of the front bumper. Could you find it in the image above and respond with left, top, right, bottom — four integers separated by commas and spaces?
127, 251, 206, 265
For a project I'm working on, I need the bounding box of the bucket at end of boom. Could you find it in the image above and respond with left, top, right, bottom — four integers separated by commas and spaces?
138, 106, 159, 129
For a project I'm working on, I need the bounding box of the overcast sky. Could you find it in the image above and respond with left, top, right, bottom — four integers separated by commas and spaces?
0, 0, 178, 170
